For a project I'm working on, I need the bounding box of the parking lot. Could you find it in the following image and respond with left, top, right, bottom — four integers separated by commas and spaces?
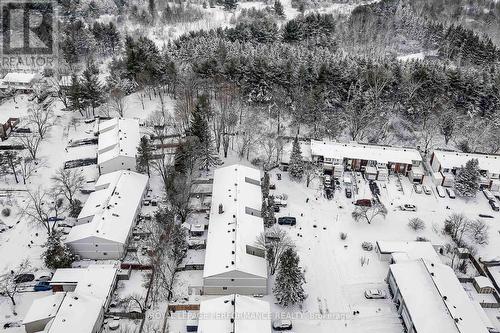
262, 167, 500, 333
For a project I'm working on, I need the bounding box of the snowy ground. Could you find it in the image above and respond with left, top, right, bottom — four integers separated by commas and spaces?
166, 148, 500, 333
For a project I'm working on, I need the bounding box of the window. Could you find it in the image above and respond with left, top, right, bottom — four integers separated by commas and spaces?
244, 177, 260, 186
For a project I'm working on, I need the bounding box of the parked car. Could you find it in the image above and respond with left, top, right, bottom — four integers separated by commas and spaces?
325, 188, 333, 200
14, 273, 34, 284
361, 242, 374, 251
57, 220, 74, 228
278, 217, 296, 226
35, 275, 52, 282
436, 186, 446, 198
324, 175, 332, 188
34, 281, 52, 292
422, 185, 431, 195
401, 204, 417, 212
364, 289, 387, 299
274, 198, 288, 207
483, 190, 496, 201
272, 319, 293, 330
273, 205, 280, 213
355, 199, 372, 207
345, 188, 352, 198
369, 181, 380, 195
47, 216, 65, 222
489, 199, 500, 212
269, 183, 276, 190
446, 188, 456, 199
413, 184, 422, 194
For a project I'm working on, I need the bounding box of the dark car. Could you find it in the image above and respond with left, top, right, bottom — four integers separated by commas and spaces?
14, 273, 35, 284
278, 217, 296, 226
345, 188, 352, 198
47, 216, 65, 222
489, 199, 500, 212
273, 205, 280, 213
325, 188, 333, 200
34, 281, 52, 292
355, 199, 372, 207
269, 184, 276, 190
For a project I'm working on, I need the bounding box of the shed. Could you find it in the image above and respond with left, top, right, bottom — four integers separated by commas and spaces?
473, 276, 495, 294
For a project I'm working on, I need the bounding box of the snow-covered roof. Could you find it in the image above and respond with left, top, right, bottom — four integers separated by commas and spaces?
51, 265, 117, 299
474, 276, 494, 290
390, 259, 488, 333
97, 118, 140, 165
24, 265, 117, 333
197, 294, 271, 333
22, 293, 65, 325
47, 292, 103, 333
311, 140, 422, 165
2, 72, 37, 84
433, 150, 500, 174
377, 241, 440, 262
67, 170, 148, 245
203, 164, 267, 279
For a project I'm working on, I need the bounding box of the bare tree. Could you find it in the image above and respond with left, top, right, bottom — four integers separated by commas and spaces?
303, 161, 321, 187
117, 293, 147, 313
27, 103, 54, 139
260, 133, 279, 166
408, 217, 425, 231
443, 213, 471, 246
256, 226, 295, 275
142, 208, 187, 304
110, 87, 127, 117
49, 77, 69, 109
1, 151, 21, 183
0, 259, 31, 308
352, 203, 388, 224
51, 167, 85, 204
467, 219, 489, 245
19, 157, 45, 185
23, 189, 66, 236
17, 134, 43, 160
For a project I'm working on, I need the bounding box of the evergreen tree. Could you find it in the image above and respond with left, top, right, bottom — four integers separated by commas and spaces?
262, 171, 270, 198
42, 233, 75, 269
198, 139, 222, 171
288, 137, 304, 181
262, 197, 275, 228
273, 248, 306, 306
190, 95, 211, 143
68, 74, 84, 115
223, 0, 237, 11
81, 60, 105, 116
137, 136, 153, 177
455, 158, 480, 197
274, 0, 285, 17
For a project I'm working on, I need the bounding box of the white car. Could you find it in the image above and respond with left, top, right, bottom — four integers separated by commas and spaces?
436, 186, 446, 198
364, 289, 387, 299
413, 184, 422, 194
446, 188, 456, 199
422, 185, 431, 195
274, 198, 288, 207
401, 204, 417, 212
272, 319, 293, 330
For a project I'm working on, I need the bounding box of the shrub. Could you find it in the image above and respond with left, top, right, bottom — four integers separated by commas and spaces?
1, 207, 11, 217
408, 217, 425, 231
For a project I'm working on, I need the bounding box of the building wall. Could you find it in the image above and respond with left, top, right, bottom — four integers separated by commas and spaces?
203, 275, 267, 295
24, 318, 52, 333
67, 240, 125, 260
98, 156, 136, 175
